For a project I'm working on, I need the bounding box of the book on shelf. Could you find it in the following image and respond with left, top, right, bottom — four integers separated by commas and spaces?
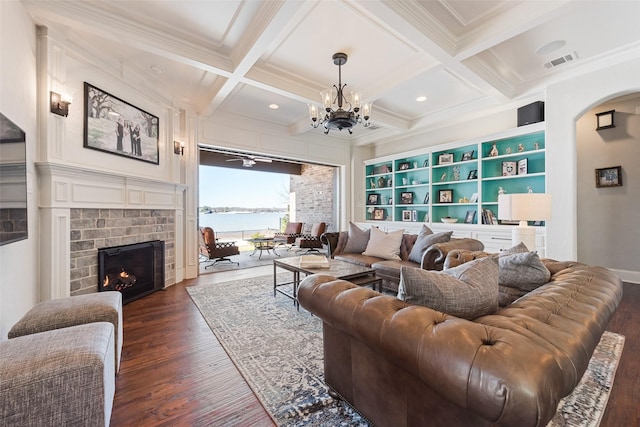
482, 208, 498, 225
299, 255, 330, 269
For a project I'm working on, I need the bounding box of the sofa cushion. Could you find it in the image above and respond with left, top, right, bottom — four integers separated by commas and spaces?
342, 222, 371, 254
398, 257, 499, 319
502, 242, 529, 255
407, 230, 452, 264
335, 253, 384, 268
499, 251, 551, 292
362, 227, 404, 260
371, 259, 420, 281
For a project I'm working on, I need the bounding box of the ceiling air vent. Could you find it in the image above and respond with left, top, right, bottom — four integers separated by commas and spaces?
544, 52, 578, 69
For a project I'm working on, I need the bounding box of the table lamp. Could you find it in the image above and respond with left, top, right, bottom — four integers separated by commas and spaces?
498, 193, 552, 251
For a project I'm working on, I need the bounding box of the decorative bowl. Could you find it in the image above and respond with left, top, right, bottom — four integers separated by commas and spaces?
441, 217, 458, 224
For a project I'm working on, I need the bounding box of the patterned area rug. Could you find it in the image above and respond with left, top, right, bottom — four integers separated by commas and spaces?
186, 275, 624, 427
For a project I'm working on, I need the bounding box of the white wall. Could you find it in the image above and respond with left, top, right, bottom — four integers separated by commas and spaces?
0, 2, 39, 339
576, 95, 640, 282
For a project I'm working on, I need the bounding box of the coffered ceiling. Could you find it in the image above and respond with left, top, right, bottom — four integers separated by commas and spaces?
23, 0, 640, 146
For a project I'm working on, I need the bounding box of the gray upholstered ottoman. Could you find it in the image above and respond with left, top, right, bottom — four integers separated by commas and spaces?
8, 291, 123, 372
0, 322, 116, 426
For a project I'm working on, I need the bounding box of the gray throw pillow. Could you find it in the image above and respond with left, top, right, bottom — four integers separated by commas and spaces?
342, 222, 370, 254
499, 251, 551, 292
362, 227, 404, 260
398, 257, 499, 320
501, 242, 529, 255
407, 230, 452, 264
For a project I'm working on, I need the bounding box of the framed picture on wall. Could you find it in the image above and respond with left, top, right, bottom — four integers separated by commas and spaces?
595, 166, 622, 187
83, 82, 159, 164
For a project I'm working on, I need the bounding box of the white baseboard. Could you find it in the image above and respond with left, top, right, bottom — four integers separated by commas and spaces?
611, 268, 640, 284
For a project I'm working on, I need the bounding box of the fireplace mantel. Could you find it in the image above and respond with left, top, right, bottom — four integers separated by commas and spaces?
36, 161, 186, 300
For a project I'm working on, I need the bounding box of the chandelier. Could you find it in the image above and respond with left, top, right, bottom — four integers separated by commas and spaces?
308, 52, 372, 134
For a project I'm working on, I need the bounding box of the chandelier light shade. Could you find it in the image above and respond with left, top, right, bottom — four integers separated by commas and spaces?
308, 52, 372, 134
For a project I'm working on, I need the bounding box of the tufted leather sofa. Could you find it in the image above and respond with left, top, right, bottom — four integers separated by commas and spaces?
321, 231, 484, 292
298, 261, 623, 427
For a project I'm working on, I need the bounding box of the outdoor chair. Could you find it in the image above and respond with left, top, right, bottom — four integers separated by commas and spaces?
273, 222, 303, 250
295, 222, 327, 254
200, 227, 240, 268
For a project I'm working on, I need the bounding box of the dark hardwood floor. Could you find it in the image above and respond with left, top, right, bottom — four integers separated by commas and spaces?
111, 269, 639, 427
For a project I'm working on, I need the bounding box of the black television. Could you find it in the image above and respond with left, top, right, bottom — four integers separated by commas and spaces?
0, 112, 28, 245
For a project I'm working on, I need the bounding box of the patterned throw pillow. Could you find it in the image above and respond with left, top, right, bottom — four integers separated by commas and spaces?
499, 251, 551, 292
407, 230, 452, 264
342, 222, 371, 254
362, 227, 404, 260
398, 257, 499, 320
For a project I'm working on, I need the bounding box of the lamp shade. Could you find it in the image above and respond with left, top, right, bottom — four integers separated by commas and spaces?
498, 194, 552, 221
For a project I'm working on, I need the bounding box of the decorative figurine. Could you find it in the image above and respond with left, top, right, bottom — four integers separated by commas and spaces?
518, 143, 525, 152
370, 178, 376, 189
452, 165, 460, 181
498, 187, 505, 195
527, 186, 533, 193
534, 142, 540, 150
377, 176, 386, 188
441, 171, 447, 182
489, 143, 499, 157
506, 147, 512, 154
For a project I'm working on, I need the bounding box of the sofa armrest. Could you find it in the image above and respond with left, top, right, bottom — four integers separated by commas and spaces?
321, 232, 348, 258
421, 238, 485, 270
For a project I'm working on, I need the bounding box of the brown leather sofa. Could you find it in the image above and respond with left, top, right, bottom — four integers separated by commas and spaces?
321, 231, 485, 292
298, 261, 623, 427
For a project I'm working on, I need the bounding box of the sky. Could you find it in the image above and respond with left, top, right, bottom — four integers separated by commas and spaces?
199, 165, 290, 209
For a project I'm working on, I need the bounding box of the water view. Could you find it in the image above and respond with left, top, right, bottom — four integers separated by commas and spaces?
199, 211, 286, 241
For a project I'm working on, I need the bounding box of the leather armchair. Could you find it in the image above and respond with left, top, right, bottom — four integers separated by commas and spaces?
200, 227, 239, 268
273, 222, 303, 249
295, 222, 327, 254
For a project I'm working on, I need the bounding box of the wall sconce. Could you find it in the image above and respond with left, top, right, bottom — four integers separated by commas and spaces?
174, 140, 185, 156
50, 91, 72, 117
595, 110, 615, 130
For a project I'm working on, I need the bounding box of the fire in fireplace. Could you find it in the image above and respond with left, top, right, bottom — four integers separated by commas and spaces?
98, 240, 164, 304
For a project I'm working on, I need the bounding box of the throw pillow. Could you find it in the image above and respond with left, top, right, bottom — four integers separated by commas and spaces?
407, 230, 453, 264
342, 222, 371, 254
501, 242, 529, 255
397, 257, 499, 320
362, 227, 404, 260
499, 251, 551, 292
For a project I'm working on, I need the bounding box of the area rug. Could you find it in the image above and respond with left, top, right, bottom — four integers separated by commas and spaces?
187, 275, 624, 427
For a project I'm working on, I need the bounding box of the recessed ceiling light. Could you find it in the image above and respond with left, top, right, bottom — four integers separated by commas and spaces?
149, 65, 165, 74
416, 96, 427, 102
535, 40, 566, 56
269, 104, 279, 109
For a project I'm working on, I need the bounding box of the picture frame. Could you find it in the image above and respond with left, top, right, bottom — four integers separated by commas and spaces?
422, 159, 429, 168
367, 193, 381, 205
467, 169, 477, 180
373, 208, 385, 220
438, 153, 454, 165
595, 166, 622, 187
502, 161, 517, 176
402, 210, 412, 222
595, 110, 615, 130
464, 210, 476, 224
469, 192, 478, 203
400, 192, 413, 205
517, 158, 528, 175
412, 210, 417, 222
461, 150, 474, 161
84, 82, 159, 164
398, 162, 410, 170
438, 189, 453, 203
423, 192, 430, 204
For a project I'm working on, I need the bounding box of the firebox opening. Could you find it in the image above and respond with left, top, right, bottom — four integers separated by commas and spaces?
98, 240, 164, 304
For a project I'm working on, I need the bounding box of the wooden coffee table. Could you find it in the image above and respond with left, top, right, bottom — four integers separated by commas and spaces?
273, 257, 381, 310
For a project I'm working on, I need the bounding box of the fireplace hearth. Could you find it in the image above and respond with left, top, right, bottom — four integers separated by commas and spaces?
98, 240, 165, 304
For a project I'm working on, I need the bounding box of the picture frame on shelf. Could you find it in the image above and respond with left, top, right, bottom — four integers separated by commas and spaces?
423, 159, 429, 168
469, 192, 478, 203
517, 158, 528, 175
412, 210, 418, 222
398, 161, 410, 170
467, 169, 477, 180
373, 208, 386, 220
462, 150, 474, 161
402, 210, 412, 222
423, 192, 430, 204
367, 193, 380, 205
464, 210, 476, 224
438, 153, 454, 165
438, 189, 453, 203
502, 161, 517, 176
595, 166, 622, 187
388, 197, 393, 205
400, 192, 414, 204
